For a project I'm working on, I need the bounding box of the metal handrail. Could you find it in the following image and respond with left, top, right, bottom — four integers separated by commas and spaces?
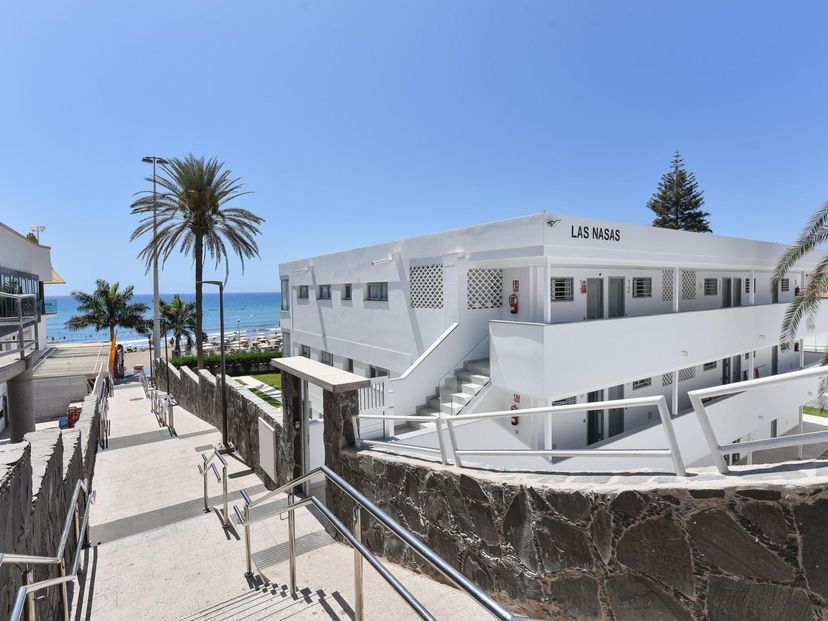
1, 478, 94, 621
689, 364, 828, 474
198, 447, 230, 527
354, 413, 450, 464
356, 394, 687, 476
235, 464, 531, 621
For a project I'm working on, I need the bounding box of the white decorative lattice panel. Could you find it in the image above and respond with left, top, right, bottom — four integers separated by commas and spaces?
679, 367, 696, 382
410, 264, 443, 309
681, 270, 696, 301
662, 270, 673, 302
662, 373, 674, 386
467, 268, 503, 309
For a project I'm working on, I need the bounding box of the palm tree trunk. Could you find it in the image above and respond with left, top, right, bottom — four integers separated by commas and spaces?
195, 234, 204, 369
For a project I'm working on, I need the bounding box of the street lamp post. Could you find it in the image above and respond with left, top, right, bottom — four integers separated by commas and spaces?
164, 324, 170, 390
147, 335, 154, 379
197, 280, 231, 452
236, 319, 241, 352
142, 156, 168, 370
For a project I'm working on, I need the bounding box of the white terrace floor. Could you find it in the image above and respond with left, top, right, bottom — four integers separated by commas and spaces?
70, 380, 476, 621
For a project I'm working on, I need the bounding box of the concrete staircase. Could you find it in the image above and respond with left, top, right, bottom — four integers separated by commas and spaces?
397, 359, 490, 433
178, 585, 352, 621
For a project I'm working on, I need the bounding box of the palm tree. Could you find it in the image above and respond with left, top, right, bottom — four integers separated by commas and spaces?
130, 154, 264, 369
772, 201, 828, 366
160, 294, 196, 356
65, 280, 150, 345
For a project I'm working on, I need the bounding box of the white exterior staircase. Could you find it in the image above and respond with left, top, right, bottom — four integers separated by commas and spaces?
407, 359, 490, 429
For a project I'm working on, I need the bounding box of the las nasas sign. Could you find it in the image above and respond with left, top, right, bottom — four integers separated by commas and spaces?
570, 224, 621, 242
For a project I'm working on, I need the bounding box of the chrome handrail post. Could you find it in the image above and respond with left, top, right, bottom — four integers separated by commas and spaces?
202, 464, 209, 513
288, 493, 297, 596
21, 567, 35, 621
59, 559, 69, 620
243, 505, 252, 574
352, 504, 364, 621
222, 463, 229, 528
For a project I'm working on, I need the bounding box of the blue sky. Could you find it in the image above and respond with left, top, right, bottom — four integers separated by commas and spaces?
1, 1, 827, 294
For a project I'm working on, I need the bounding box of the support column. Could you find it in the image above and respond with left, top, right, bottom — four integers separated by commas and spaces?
749, 269, 756, 305
544, 398, 553, 456
7, 368, 35, 442
800, 338, 805, 369
672, 267, 680, 312
543, 259, 552, 324
749, 350, 755, 379
671, 371, 679, 417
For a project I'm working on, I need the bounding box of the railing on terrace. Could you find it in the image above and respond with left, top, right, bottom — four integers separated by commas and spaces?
357, 377, 387, 438
1, 479, 94, 621
233, 464, 535, 621
689, 364, 828, 474
355, 395, 687, 475
0, 292, 39, 360
198, 445, 230, 528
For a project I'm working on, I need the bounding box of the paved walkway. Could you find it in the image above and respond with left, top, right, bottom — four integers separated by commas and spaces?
70, 379, 477, 621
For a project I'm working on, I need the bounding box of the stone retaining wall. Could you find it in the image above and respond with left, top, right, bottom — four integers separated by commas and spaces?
0, 389, 102, 620
332, 449, 828, 620
157, 360, 293, 488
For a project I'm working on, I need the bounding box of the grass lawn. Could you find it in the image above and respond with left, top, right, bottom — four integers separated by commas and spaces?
250, 387, 281, 408
803, 405, 828, 418
250, 372, 282, 390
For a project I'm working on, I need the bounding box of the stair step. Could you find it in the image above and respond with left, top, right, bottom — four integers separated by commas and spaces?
456, 372, 489, 385
460, 382, 481, 395
178, 586, 347, 621
464, 359, 490, 375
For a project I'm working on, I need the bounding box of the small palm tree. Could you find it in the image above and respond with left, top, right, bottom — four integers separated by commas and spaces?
160, 294, 196, 356
65, 280, 149, 345
772, 201, 828, 364
130, 154, 264, 369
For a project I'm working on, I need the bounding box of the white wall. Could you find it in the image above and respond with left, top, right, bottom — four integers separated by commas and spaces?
0, 224, 53, 281
491, 302, 828, 401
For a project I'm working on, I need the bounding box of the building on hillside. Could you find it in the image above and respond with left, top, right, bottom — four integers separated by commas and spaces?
0, 221, 59, 440
278, 212, 828, 469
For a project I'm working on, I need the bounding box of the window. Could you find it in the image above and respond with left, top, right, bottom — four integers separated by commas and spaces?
344, 358, 354, 372
632, 277, 652, 298
552, 396, 576, 406
300, 345, 311, 358
317, 284, 331, 300
343, 284, 352, 301
280, 278, 289, 311
369, 365, 389, 378
632, 378, 652, 390
320, 351, 333, 366
781, 278, 790, 292
366, 282, 388, 301
703, 361, 718, 371
550, 278, 574, 302
298, 285, 309, 300
703, 278, 718, 296
745, 279, 750, 294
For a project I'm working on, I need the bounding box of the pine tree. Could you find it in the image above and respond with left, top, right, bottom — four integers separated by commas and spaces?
647, 151, 711, 232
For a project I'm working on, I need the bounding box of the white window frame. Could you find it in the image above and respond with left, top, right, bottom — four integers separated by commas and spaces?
317, 284, 331, 300
369, 365, 389, 378
320, 351, 333, 366
632, 277, 652, 299
703, 278, 718, 296
343, 283, 352, 301
550, 278, 574, 302
781, 278, 790, 292
300, 344, 311, 358
703, 361, 717, 371
632, 378, 652, 390
366, 282, 388, 302
298, 285, 309, 300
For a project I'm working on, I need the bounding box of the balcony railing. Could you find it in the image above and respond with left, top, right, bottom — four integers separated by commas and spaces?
43, 299, 57, 315
0, 292, 40, 360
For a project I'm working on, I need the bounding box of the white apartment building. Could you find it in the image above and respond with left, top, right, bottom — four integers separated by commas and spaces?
0, 221, 56, 439
279, 212, 828, 469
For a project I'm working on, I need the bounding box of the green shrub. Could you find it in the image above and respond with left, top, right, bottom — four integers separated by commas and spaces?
171, 350, 282, 375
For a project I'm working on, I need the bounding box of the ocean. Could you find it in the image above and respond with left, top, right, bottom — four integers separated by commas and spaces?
46, 291, 282, 346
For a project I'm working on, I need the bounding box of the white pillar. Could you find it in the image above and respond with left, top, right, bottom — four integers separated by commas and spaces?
673, 267, 680, 312
543, 260, 552, 324
544, 398, 553, 459
749, 350, 755, 380
800, 338, 805, 369
749, 269, 755, 305
671, 371, 679, 417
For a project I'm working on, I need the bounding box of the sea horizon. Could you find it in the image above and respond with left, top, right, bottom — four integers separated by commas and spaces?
46, 291, 282, 346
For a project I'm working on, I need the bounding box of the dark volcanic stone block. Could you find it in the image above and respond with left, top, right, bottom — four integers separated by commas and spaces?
590, 508, 613, 565
794, 498, 828, 599
607, 574, 692, 621
687, 508, 793, 582
617, 513, 694, 597
536, 514, 593, 572
547, 574, 602, 620
503, 488, 537, 571
738, 501, 789, 547
611, 490, 648, 518
706, 576, 812, 621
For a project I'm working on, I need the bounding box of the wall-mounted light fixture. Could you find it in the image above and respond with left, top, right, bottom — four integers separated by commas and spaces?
371, 255, 393, 266
681, 350, 688, 357
292, 265, 312, 273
